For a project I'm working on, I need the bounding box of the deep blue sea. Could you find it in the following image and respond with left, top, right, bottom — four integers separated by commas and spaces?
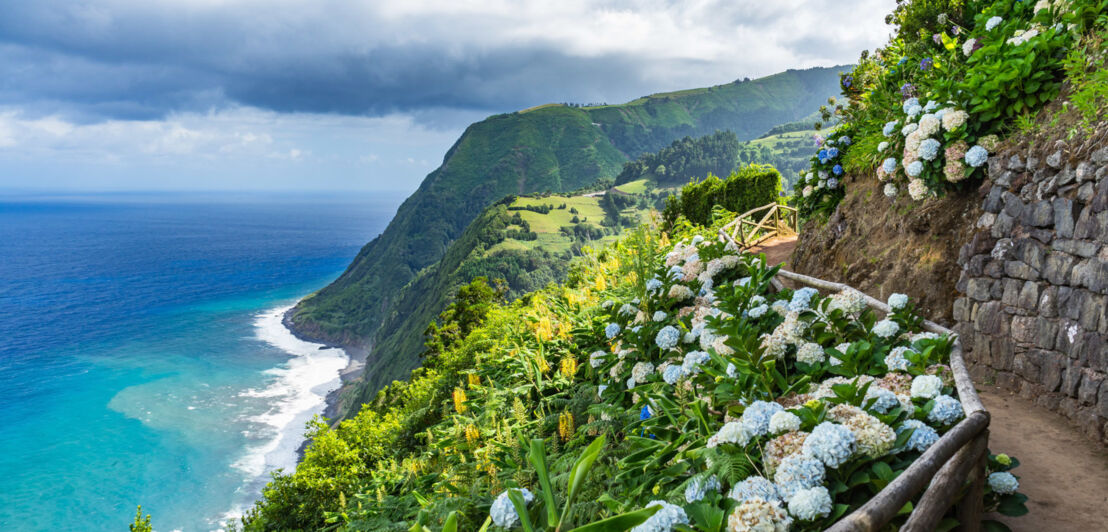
0, 192, 399, 531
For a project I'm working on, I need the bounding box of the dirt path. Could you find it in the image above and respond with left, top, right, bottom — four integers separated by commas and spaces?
747, 235, 797, 267
979, 387, 1108, 530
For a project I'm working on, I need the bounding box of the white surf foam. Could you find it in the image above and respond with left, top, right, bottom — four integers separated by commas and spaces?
217, 304, 348, 529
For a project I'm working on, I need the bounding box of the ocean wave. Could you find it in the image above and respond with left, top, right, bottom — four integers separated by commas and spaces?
219, 304, 348, 528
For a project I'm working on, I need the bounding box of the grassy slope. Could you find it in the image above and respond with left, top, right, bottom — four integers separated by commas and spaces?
356, 193, 651, 401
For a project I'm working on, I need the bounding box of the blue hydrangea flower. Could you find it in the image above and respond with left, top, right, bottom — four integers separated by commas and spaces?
605, 323, 621, 339
787, 486, 833, 521
802, 422, 856, 468
619, 303, 636, 316
902, 97, 919, 114
888, 293, 909, 310
646, 278, 663, 292
920, 57, 934, 70
928, 395, 964, 425
988, 472, 1019, 495
906, 104, 923, 117
631, 325, 642, 334
789, 287, 819, 312
684, 475, 721, 503
682, 350, 711, 375
883, 121, 899, 137
902, 123, 919, 136
839, 136, 852, 146
865, 387, 900, 414
774, 455, 825, 498
872, 319, 899, 338
662, 364, 686, 384
918, 138, 941, 160
883, 158, 898, 174
742, 401, 785, 436
652, 310, 667, 322
490, 488, 534, 528
827, 147, 839, 159
729, 475, 781, 503
832, 164, 843, 176
906, 161, 924, 177
630, 500, 689, 532
655, 326, 680, 350
749, 304, 769, 318
924, 100, 939, 112
885, 346, 912, 371
827, 177, 839, 189
899, 419, 939, 452
818, 149, 828, 160
965, 145, 988, 167
640, 405, 652, 420
667, 265, 683, 279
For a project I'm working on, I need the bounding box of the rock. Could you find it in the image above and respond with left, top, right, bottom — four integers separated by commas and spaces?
1078, 369, 1103, 405
1039, 285, 1058, 318
1056, 166, 1077, 187
1076, 161, 1093, 183
1011, 315, 1038, 344
1092, 146, 1108, 165
1017, 240, 1046, 271
977, 212, 996, 229
984, 186, 1005, 213
1002, 278, 1021, 306
1093, 178, 1108, 212
1002, 191, 1024, 218
1046, 150, 1063, 169
992, 211, 1015, 238
1053, 238, 1098, 258
1010, 154, 1026, 171
1022, 199, 1054, 227
1018, 281, 1039, 310
1053, 197, 1076, 238
1005, 260, 1038, 281
1078, 182, 1096, 202
968, 278, 992, 301
1027, 156, 1040, 172
1044, 252, 1076, 285
1041, 351, 1064, 391
1062, 365, 1083, 396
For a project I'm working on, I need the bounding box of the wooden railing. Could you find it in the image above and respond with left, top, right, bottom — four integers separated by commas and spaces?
717, 224, 991, 531
719, 203, 798, 249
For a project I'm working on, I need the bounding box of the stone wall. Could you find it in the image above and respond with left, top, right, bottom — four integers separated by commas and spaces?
953, 141, 1108, 444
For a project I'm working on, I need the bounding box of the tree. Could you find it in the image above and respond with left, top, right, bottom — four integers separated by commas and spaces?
421, 277, 507, 368
130, 507, 152, 532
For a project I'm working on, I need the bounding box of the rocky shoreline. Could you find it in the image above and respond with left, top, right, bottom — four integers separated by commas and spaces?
282, 306, 369, 458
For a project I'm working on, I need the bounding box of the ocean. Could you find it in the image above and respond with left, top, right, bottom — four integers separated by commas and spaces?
0, 192, 398, 531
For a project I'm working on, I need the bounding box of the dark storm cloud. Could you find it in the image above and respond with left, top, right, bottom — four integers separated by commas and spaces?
0, 0, 893, 121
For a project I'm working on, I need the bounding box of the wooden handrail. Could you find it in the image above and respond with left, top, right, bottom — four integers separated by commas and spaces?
720, 202, 800, 250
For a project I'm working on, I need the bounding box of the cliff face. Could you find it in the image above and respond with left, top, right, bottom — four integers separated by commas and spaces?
790, 172, 983, 326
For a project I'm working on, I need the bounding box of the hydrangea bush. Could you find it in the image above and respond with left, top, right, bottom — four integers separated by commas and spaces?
795, 0, 1107, 217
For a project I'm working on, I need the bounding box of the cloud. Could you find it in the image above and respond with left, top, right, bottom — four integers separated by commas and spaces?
0, 106, 477, 191
0, 0, 894, 121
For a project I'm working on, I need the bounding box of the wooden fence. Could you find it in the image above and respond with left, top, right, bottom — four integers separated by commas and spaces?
719, 203, 798, 249
716, 224, 991, 531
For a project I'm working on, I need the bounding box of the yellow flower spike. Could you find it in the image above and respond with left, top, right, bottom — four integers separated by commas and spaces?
594, 275, 607, 291
464, 424, 480, 444
560, 357, 578, 380
467, 373, 480, 387
558, 411, 575, 441
453, 387, 468, 414
804, 398, 822, 410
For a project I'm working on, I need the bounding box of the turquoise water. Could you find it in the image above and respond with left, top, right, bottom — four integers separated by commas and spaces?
0, 193, 398, 531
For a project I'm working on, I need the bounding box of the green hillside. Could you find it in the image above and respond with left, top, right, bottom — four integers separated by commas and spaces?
351, 191, 656, 404
585, 67, 846, 156
288, 66, 847, 411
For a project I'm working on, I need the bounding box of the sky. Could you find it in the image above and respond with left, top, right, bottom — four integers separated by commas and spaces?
0, 0, 895, 193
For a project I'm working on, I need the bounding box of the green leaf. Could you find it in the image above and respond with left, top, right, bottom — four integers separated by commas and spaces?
507, 488, 536, 532
561, 435, 607, 527
442, 512, 459, 532
996, 493, 1029, 517
528, 439, 559, 527
567, 506, 662, 532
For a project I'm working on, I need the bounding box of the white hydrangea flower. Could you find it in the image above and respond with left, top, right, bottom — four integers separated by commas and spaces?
684, 475, 720, 503
985, 16, 1003, 31
910, 374, 943, 399
589, 350, 607, 368
918, 114, 940, 137
962, 38, 977, 56
887, 293, 909, 310
872, 319, 899, 338
787, 486, 832, 521
490, 488, 534, 528
707, 421, 753, 448
769, 411, 802, 434
883, 182, 898, 198
796, 342, 826, 365
728, 497, 792, 532
941, 109, 968, 131
729, 475, 781, 503
802, 422, 856, 468
907, 178, 929, 200
878, 141, 889, 152
631, 362, 655, 383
